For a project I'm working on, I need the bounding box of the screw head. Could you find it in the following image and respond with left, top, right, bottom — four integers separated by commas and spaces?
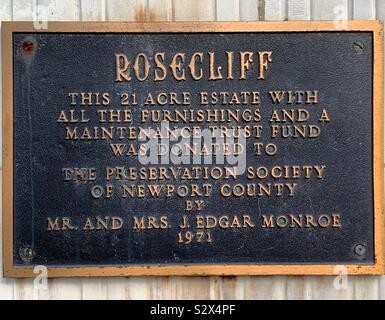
19, 245, 34, 263
353, 41, 364, 55
91, 185, 104, 198
354, 244, 366, 257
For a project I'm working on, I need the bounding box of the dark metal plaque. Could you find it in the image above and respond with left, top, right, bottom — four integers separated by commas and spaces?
2, 22, 384, 277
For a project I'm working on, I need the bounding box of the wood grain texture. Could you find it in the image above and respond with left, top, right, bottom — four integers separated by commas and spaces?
81, 0, 106, 21
0, 0, 12, 21
14, 279, 37, 300
148, 0, 172, 21
126, 277, 153, 299
353, 0, 375, 20
12, 0, 34, 20
380, 276, 385, 299
151, 277, 172, 300
1, 0, 384, 300
173, 0, 216, 21
220, 277, 241, 299
216, 0, 240, 21
0, 0, 11, 166
307, 276, 354, 300
312, 0, 350, 20
354, 276, 379, 299
82, 278, 108, 300
244, 276, 286, 299
106, 0, 147, 21
172, 277, 211, 300
288, 0, 311, 20
239, 0, 259, 21
37, 0, 80, 21
43, 279, 82, 300
265, 0, 286, 20
106, 278, 127, 300
286, 277, 311, 300
377, 0, 385, 21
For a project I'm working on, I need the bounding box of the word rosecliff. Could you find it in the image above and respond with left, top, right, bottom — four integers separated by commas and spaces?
115, 50, 273, 82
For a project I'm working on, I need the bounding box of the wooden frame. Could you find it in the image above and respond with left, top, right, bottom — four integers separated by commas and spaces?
2, 21, 384, 277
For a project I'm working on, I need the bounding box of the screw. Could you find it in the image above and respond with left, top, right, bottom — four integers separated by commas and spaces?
353, 41, 364, 55
354, 244, 366, 257
19, 246, 34, 263
91, 185, 104, 198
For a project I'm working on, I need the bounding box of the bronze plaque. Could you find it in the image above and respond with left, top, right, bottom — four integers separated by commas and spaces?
2, 21, 384, 277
